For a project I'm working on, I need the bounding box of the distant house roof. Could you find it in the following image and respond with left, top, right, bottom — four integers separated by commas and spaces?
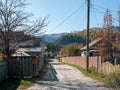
11, 52, 30, 57
25, 52, 40, 56
80, 38, 102, 51
13, 47, 43, 57
16, 47, 42, 52
28, 48, 42, 52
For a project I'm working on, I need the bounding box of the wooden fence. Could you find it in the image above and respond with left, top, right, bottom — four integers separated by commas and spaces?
7, 56, 44, 78
62, 56, 102, 69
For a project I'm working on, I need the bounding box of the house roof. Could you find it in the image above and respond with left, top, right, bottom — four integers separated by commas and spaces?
16, 47, 42, 52
25, 52, 40, 56
80, 38, 102, 51
11, 52, 30, 56
27, 47, 42, 52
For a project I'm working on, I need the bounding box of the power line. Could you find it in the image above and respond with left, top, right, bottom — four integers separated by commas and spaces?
91, 4, 120, 22
77, 15, 86, 30
46, 0, 87, 34
91, 6, 120, 29
41, 0, 87, 42
91, 4, 118, 13
91, 8, 100, 27
91, 7, 105, 15
91, 7, 119, 23
92, 4, 119, 21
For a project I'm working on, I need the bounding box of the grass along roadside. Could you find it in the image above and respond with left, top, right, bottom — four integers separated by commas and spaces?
0, 64, 49, 90
42, 64, 49, 73
16, 77, 39, 90
62, 62, 120, 90
62, 62, 107, 82
0, 77, 38, 90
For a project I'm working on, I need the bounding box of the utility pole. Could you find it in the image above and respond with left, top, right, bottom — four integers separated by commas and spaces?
86, 0, 90, 71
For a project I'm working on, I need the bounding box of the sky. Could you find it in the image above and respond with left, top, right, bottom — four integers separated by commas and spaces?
25, 0, 120, 34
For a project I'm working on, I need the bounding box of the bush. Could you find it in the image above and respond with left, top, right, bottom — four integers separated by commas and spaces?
106, 72, 120, 89
42, 65, 48, 73
57, 57, 62, 62
89, 66, 120, 90
19, 80, 32, 89
60, 43, 83, 57
89, 67, 98, 73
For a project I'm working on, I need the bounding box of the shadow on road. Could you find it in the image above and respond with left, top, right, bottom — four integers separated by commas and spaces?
37, 62, 59, 82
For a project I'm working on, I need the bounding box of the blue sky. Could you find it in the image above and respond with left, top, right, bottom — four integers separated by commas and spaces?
26, 0, 120, 34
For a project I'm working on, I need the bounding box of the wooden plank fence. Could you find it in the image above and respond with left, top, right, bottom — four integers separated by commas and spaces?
62, 56, 102, 69
7, 56, 44, 78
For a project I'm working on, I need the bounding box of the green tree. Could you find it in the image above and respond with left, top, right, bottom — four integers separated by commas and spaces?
60, 43, 83, 57
46, 43, 61, 53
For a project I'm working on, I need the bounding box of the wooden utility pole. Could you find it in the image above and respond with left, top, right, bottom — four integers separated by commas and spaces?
86, 0, 90, 71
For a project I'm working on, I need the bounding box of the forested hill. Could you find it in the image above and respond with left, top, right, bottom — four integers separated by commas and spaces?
55, 29, 102, 45
55, 34, 86, 45
42, 33, 67, 43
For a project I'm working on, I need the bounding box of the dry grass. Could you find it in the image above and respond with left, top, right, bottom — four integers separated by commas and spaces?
101, 62, 120, 74
64, 62, 120, 90
100, 62, 120, 90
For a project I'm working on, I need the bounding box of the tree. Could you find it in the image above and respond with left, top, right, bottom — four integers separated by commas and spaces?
96, 29, 119, 64
60, 43, 83, 57
45, 43, 61, 58
0, 0, 48, 56
46, 43, 61, 53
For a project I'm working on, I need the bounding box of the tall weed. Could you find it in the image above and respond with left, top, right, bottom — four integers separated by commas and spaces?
106, 72, 120, 89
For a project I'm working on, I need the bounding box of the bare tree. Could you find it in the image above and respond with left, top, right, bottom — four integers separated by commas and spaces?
0, 0, 48, 57
96, 29, 119, 64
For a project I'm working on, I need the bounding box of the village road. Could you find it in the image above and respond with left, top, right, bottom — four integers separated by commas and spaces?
27, 59, 113, 90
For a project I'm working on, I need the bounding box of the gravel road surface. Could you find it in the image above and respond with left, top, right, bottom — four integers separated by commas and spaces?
27, 59, 113, 90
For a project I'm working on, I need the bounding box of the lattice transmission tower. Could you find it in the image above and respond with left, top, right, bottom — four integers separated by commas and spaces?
103, 9, 114, 30
118, 9, 120, 31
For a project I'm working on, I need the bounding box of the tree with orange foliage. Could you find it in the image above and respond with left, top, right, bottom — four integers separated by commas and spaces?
96, 29, 119, 64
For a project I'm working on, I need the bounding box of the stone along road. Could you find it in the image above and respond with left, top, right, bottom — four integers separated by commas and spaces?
27, 59, 113, 90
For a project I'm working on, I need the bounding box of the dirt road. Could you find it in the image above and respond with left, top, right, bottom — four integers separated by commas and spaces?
27, 59, 113, 90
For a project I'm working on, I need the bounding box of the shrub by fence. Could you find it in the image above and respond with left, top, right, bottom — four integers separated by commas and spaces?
61, 56, 101, 69
0, 61, 7, 81
7, 56, 44, 78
